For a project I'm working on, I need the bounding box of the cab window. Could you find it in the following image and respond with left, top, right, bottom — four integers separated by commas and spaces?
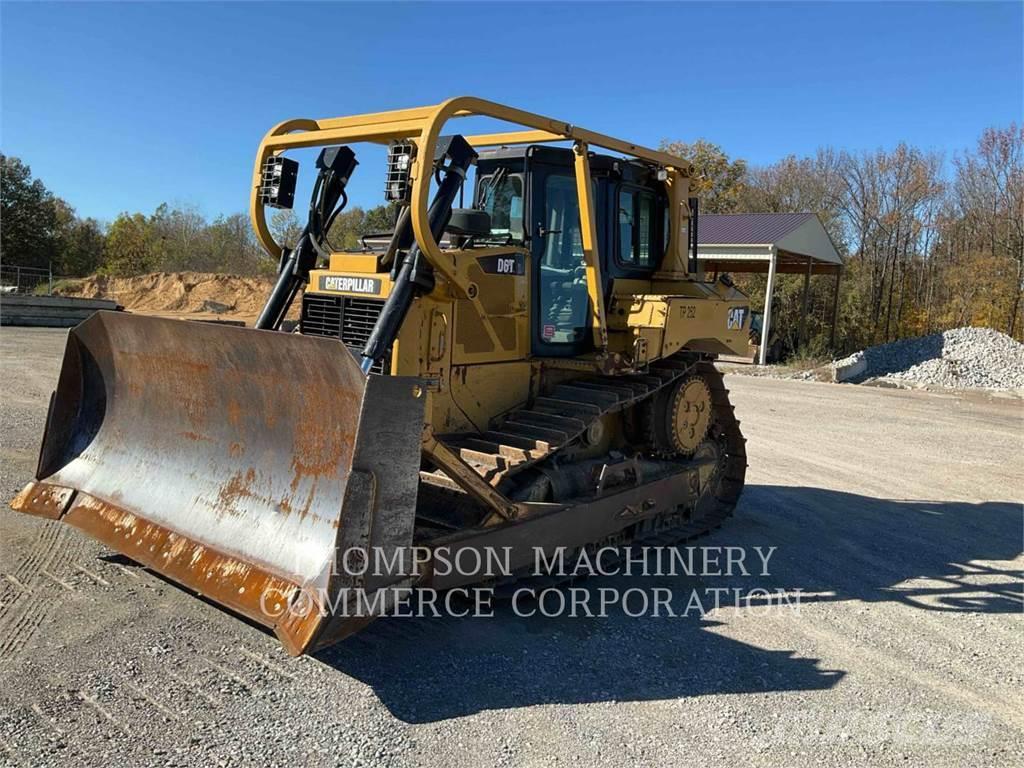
479, 172, 524, 241
538, 173, 590, 345
618, 187, 658, 267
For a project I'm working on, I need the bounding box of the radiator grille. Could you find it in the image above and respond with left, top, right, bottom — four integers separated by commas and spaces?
300, 293, 390, 374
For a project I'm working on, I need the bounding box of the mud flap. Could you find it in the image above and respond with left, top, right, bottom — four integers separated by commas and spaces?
11, 311, 426, 654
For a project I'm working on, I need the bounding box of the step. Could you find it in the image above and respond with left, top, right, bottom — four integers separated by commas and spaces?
629, 373, 678, 388
561, 380, 639, 399
577, 377, 654, 399
419, 470, 461, 492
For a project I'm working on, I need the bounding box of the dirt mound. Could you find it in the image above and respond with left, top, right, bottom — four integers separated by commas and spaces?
55, 272, 283, 319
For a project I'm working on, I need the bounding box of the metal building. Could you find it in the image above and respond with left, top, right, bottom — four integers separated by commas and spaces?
697, 212, 843, 364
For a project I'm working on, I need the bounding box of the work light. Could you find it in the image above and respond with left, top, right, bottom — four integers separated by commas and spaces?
385, 141, 415, 202
259, 155, 299, 209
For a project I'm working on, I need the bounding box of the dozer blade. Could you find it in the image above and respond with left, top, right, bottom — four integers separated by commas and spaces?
11, 311, 426, 654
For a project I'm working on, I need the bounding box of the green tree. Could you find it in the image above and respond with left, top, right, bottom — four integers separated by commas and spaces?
0, 154, 60, 269
206, 213, 273, 275
326, 207, 367, 250
103, 212, 159, 275
325, 203, 398, 251
59, 216, 105, 275
363, 203, 398, 233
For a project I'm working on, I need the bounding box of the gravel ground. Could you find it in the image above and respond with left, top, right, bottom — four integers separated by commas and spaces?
834, 327, 1024, 391
1, 326, 1022, 768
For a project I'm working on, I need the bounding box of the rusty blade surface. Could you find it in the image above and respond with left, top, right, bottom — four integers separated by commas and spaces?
18, 311, 426, 652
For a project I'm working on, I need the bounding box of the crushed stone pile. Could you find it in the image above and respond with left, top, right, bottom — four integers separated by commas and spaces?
55, 272, 280, 317
833, 327, 1024, 391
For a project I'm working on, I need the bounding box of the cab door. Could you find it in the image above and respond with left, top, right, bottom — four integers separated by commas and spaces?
530, 162, 595, 358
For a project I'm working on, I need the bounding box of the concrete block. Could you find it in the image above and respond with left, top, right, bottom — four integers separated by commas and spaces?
832, 351, 867, 383
0, 295, 121, 327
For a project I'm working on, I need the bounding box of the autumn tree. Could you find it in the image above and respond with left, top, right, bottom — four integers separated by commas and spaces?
659, 139, 747, 213
269, 208, 303, 250
149, 203, 208, 272
950, 124, 1023, 335
5, 128, 1021, 345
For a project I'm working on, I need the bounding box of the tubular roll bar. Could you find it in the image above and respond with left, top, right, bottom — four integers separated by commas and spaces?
249, 96, 695, 349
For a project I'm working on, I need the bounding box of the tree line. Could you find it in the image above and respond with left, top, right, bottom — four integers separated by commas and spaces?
3, 122, 1020, 352
663, 124, 1023, 350
0, 154, 395, 279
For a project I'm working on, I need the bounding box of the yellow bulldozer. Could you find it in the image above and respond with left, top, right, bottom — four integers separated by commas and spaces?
12, 97, 750, 654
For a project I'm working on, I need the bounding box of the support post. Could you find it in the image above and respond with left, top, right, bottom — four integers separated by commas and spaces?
829, 266, 842, 351
573, 142, 608, 350
759, 250, 777, 366
798, 255, 813, 349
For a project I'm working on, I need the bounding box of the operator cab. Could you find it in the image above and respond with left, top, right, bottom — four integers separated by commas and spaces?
472, 145, 671, 357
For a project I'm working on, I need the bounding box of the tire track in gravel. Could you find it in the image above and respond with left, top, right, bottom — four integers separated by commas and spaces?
787, 616, 1024, 732
0, 521, 87, 662
0, 522, 60, 609
6, 648, 249, 764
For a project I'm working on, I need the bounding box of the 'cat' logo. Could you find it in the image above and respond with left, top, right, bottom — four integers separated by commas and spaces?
727, 307, 748, 330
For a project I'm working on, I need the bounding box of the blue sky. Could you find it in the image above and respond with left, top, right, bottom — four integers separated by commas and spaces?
2, 1, 1021, 223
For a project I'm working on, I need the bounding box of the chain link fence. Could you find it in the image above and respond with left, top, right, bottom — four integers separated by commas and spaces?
0, 265, 65, 295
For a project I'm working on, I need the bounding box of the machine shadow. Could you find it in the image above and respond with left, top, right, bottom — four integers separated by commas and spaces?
315, 608, 842, 724
737, 485, 1023, 615
314, 485, 1021, 723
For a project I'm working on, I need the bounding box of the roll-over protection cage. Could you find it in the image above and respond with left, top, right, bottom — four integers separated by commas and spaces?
249, 96, 695, 352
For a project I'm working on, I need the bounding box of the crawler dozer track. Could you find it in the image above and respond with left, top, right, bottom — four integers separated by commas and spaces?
446, 358, 700, 486
517, 361, 746, 590
422, 358, 746, 558
649, 360, 748, 538
417, 359, 747, 594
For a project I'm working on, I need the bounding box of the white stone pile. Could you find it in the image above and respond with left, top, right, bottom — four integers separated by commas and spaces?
833, 326, 1024, 391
